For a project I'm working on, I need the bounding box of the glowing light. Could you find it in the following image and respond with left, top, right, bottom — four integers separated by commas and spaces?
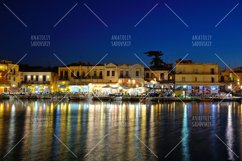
228, 85, 232, 90
132, 79, 135, 84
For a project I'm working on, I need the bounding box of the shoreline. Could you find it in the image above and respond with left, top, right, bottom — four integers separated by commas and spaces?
1, 94, 241, 102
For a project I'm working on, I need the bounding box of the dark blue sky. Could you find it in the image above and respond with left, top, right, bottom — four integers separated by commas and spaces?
0, 0, 241, 68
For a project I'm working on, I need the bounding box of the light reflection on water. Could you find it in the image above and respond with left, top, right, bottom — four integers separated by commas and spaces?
226, 105, 234, 160
182, 104, 189, 161
0, 100, 240, 161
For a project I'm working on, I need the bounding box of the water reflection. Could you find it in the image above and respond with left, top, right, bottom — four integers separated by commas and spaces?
0, 100, 240, 161
182, 104, 190, 161
226, 104, 234, 160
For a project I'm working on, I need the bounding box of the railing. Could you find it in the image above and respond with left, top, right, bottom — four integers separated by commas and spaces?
119, 75, 130, 78
59, 77, 69, 80
175, 81, 219, 83
176, 72, 219, 75
73, 76, 103, 79
21, 81, 50, 84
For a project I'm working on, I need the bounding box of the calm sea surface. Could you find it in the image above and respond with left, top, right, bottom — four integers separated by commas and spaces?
0, 100, 241, 161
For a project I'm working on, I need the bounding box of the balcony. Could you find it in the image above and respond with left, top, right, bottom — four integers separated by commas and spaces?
73, 75, 103, 79
119, 75, 130, 78
59, 77, 69, 80
176, 72, 218, 75
175, 81, 220, 85
21, 81, 50, 85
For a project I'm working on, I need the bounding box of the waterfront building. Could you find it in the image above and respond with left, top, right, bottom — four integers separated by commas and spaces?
58, 64, 111, 93
118, 64, 145, 95
58, 63, 145, 95
221, 67, 242, 93
0, 60, 20, 93
144, 65, 174, 90
20, 69, 58, 93
175, 60, 221, 96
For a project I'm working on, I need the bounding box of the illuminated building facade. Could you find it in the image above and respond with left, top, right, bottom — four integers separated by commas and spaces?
144, 67, 174, 90
20, 71, 58, 93
58, 63, 145, 95
221, 67, 242, 92
0, 60, 20, 93
175, 60, 221, 96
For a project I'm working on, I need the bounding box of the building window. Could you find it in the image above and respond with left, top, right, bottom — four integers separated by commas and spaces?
211, 77, 214, 83
36, 75, 39, 81
146, 73, 149, 78
43, 75, 46, 82
24, 75, 27, 81
94, 71, 97, 77
64, 71, 68, 78
125, 71, 129, 77
120, 71, 123, 77
151, 73, 154, 79
107, 71, 110, 76
211, 68, 215, 74
136, 71, 139, 77
221, 76, 224, 82
99, 71, 103, 78
112, 71, 115, 76
195, 77, 197, 82
160, 73, 164, 80
77, 71, 80, 77
13, 77, 15, 81
182, 77, 185, 82
169, 75, 172, 80
31, 75, 34, 81
60, 71, 63, 78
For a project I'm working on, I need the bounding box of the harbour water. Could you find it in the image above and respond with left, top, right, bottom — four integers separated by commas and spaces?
0, 100, 241, 161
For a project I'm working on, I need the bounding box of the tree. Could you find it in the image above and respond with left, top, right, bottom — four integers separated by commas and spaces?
145, 51, 167, 69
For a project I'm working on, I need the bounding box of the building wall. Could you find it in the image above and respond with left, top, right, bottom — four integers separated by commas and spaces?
57, 64, 145, 92
0, 61, 20, 92
144, 70, 169, 82
221, 68, 242, 92
175, 63, 220, 85
118, 64, 144, 87
104, 63, 119, 83
22, 72, 52, 82
21, 72, 57, 93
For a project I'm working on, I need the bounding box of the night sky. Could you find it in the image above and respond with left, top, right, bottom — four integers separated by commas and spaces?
0, 0, 241, 68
